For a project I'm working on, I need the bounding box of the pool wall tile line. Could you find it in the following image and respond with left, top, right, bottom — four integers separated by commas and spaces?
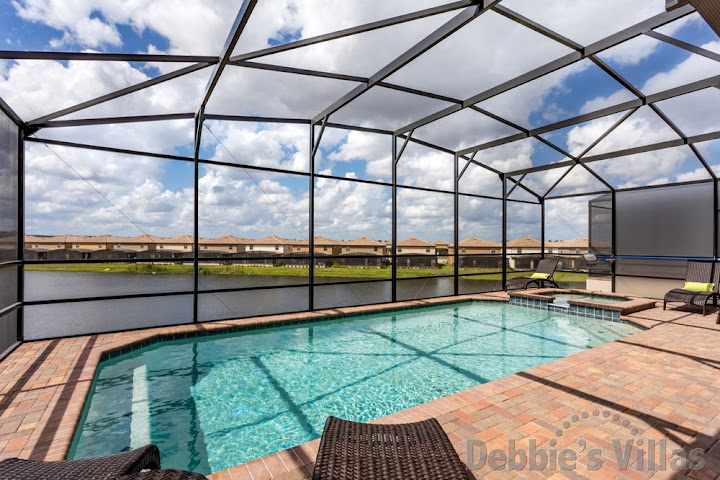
99, 297, 508, 362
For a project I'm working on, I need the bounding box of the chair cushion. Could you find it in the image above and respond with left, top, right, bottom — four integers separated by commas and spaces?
530, 273, 549, 279
683, 281, 714, 292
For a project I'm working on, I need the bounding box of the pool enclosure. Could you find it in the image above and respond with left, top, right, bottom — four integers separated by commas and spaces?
1, 0, 720, 354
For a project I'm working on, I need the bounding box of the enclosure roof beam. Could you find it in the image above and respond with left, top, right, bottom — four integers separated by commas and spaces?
541, 109, 635, 198
232, 61, 367, 83
394, 4, 694, 136
544, 190, 609, 200
504, 127, 720, 179
0, 51, 219, 63
0, 95, 24, 127
229, 0, 475, 63
25, 137, 194, 163
491, 5, 584, 51
31, 113, 196, 129
582, 130, 720, 164
589, 53, 717, 180
28, 63, 211, 127
505, 173, 527, 198
232, 60, 466, 105
456, 74, 720, 157
645, 30, 720, 63
311, 1, 500, 124
198, 0, 258, 113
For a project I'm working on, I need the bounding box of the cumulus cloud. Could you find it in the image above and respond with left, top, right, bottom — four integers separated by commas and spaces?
545, 197, 590, 241
326, 130, 391, 180
6, 0, 719, 243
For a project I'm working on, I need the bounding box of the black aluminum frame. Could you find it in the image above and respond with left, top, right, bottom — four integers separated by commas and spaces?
2, 0, 719, 342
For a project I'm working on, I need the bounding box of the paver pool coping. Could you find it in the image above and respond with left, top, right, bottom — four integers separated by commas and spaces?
2, 292, 720, 479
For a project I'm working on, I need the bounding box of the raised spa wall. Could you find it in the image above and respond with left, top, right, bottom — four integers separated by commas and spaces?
508, 288, 657, 322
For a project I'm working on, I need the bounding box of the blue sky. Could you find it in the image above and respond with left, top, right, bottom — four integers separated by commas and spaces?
3, 1, 719, 240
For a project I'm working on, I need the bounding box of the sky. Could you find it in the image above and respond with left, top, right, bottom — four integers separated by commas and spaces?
1, 0, 719, 242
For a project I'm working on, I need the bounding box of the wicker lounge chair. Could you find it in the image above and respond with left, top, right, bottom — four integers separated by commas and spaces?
118, 470, 208, 480
0, 444, 160, 480
505, 258, 559, 290
663, 260, 719, 315
312, 416, 469, 480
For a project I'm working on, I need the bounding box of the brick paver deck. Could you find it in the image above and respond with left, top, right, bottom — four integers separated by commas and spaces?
1, 293, 719, 479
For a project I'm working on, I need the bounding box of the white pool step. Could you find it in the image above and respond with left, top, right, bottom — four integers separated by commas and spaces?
130, 364, 151, 448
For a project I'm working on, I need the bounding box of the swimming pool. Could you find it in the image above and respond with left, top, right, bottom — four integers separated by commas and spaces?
69, 302, 642, 475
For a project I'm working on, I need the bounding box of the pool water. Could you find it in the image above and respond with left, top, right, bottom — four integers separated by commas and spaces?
69, 302, 641, 474
538, 292, 629, 305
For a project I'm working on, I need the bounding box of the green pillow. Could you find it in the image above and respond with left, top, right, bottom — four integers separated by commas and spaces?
531, 272, 550, 279
683, 282, 714, 292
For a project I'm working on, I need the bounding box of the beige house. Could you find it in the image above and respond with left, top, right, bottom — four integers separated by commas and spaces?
198, 235, 248, 254
453, 238, 500, 255
110, 235, 157, 252
293, 236, 341, 255
546, 238, 589, 255
433, 241, 450, 255
506, 238, 542, 255
153, 235, 193, 253
394, 237, 436, 255
24, 234, 55, 250
341, 237, 387, 256
25, 234, 112, 251
246, 236, 295, 254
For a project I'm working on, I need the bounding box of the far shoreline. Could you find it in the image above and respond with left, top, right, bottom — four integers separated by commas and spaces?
24, 263, 589, 282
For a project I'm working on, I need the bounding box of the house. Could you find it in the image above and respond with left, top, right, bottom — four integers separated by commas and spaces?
452, 238, 501, 256
334, 237, 388, 267
449, 238, 502, 269
292, 236, 342, 255
546, 238, 589, 255
433, 241, 450, 264
394, 237, 436, 255
246, 236, 295, 254
340, 237, 387, 256
111, 235, 157, 252
153, 235, 193, 254
506, 238, 542, 255
198, 235, 248, 254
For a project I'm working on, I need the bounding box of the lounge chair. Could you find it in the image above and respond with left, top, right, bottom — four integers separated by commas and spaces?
118, 470, 208, 479
663, 260, 719, 315
0, 444, 206, 480
312, 416, 469, 480
505, 258, 559, 290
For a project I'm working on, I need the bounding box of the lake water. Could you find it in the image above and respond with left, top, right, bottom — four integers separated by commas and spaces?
23, 271, 586, 340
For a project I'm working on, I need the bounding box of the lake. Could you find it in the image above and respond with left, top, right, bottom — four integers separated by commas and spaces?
23, 271, 585, 340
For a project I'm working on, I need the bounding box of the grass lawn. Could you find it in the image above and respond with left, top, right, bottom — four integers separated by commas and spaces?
25, 263, 588, 282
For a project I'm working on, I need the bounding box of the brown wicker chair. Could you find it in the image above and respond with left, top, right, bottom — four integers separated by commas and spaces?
505, 258, 559, 290
118, 470, 208, 480
663, 261, 719, 315
312, 416, 469, 480
0, 444, 160, 480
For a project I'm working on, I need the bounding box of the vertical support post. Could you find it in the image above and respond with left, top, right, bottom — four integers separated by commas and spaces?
16, 127, 24, 342
391, 136, 398, 303
540, 199, 545, 259
453, 154, 459, 296
714, 178, 718, 260
192, 108, 204, 323
502, 174, 507, 291
611, 190, 617, 293
309, 124, 315, 310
